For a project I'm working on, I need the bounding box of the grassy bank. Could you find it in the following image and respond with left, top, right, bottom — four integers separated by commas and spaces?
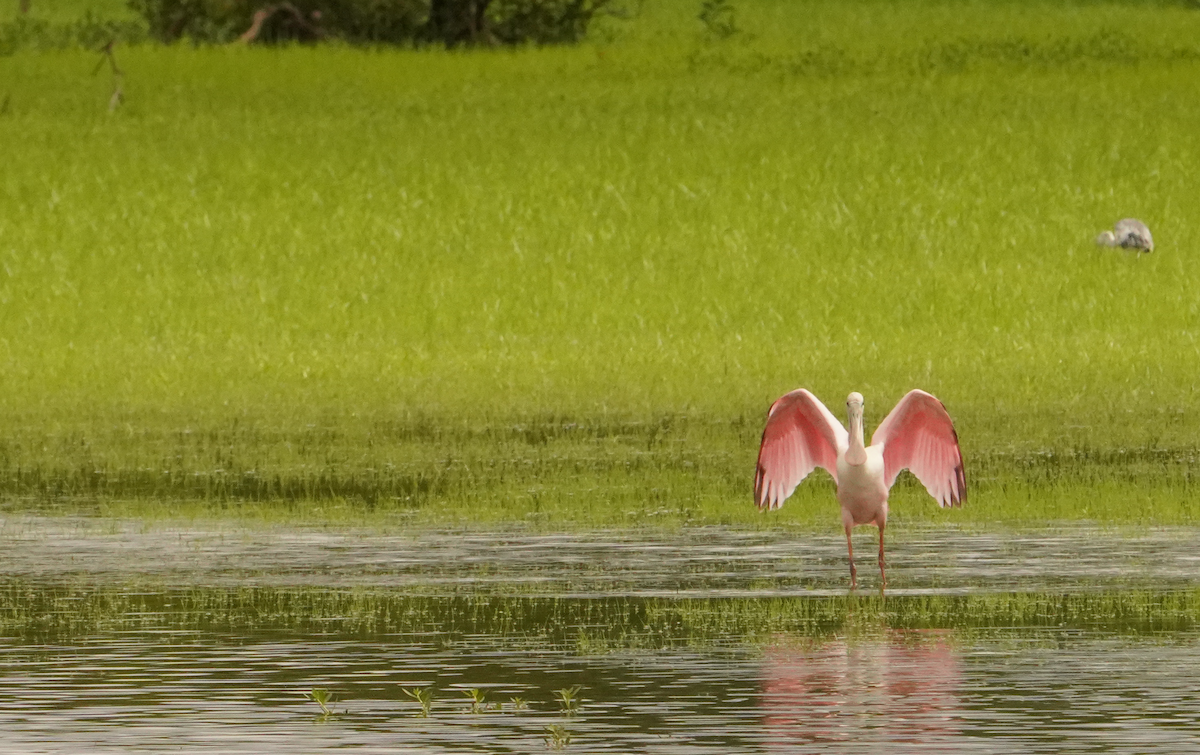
2, 1, 1199, 526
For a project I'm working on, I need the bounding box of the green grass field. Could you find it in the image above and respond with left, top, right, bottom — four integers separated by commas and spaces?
1, 0, 1199, 528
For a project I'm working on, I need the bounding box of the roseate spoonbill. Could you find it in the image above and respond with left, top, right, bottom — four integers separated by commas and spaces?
754, 390, 966, 588
1095, 218, 1153, 253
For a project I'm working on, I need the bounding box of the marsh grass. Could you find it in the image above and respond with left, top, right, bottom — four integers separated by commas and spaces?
2, 0, 1200, 526
462, 687, 489, 713
403, 685, 436, 717
6, 583, 1200, 645
0, 418, 1196, 527
554, 685, 583, 714
306, 687, 336, 716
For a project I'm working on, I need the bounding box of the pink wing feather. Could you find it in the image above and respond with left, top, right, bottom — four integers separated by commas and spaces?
871, 390, 967, 507
754, 390, 848, 511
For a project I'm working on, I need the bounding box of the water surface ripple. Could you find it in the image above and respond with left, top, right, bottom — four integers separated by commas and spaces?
3, 518, 1200, 753
2, 632, 1199, 754
1, 517, 1196, 595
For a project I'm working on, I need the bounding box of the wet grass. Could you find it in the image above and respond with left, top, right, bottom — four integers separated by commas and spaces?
2, 0, 1200, 526
1, 417, 1197, 527
6, 582, 1200, 644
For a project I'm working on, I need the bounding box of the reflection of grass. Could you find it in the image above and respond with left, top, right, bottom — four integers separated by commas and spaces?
1, 2, 1200, 527
544, 724, 572, 750
7, 583, 1200, 644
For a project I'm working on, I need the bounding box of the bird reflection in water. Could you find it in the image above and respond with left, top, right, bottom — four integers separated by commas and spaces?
761, 631, 960, 750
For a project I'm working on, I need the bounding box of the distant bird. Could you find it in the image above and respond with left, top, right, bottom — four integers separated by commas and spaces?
1096, 218, 1154, 253
754, 390, 966, 589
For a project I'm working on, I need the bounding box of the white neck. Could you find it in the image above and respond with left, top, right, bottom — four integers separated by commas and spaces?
846, 406, 867, 465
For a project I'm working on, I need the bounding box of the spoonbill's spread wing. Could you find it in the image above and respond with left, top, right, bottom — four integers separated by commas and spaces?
754, 390, 848, 511
871, 390, 966, 507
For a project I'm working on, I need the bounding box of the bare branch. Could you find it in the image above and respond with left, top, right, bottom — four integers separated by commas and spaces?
237, 3, 327, 44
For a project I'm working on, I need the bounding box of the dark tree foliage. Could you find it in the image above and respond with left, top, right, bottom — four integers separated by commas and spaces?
128, 0, 424, 44
423, 0, 487, 45
128, 0, 617, 46
490, 0, 613, 45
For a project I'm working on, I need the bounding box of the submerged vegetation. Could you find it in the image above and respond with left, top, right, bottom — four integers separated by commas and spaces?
1, 0, 1199, 526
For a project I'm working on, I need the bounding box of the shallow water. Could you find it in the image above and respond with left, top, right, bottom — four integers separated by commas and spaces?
3, 630, 1200, 753
2, 516, 1198, 594
3, 517, 1200, 753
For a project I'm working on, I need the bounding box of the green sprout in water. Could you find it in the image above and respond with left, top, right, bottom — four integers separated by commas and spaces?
554, 685, 583, 715
307, 687, 336, 716
402, 686, 435, 717
544, 724, 572, 750
463, 687, 488, 713
510, 696, 529, 710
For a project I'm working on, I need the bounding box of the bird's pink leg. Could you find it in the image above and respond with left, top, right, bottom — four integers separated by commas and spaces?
877, 525, 887, 590
845, 526, 857, 589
